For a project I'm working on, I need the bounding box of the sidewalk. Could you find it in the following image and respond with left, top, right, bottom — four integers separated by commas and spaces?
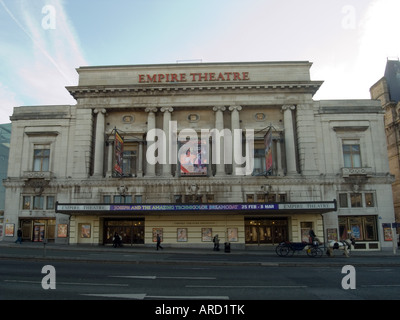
1, 241, 400, 267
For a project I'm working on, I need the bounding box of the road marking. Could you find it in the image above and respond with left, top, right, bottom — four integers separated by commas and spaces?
110, 276, 216, 280
361, 284, 400, 287
186, 285, 307, 288
4, 280, 128, 287
81, 293, 229, 300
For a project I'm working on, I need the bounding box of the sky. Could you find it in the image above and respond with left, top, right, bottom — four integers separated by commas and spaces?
0, 0, 399, 124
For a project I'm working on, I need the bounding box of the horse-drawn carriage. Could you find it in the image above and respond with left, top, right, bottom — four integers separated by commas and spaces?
275, 240, 323, 257
275, 237, 356, 258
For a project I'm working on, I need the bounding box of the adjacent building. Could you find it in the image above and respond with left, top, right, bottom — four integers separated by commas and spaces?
1, 61, 395, 250
0, 123, 11, 231
370, 59, 400, 226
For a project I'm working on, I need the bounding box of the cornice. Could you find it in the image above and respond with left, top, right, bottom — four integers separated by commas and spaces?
66, 81, 322, 100
4, 172, 394, 190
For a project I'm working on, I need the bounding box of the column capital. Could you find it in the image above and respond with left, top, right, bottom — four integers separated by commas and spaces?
213, 106, 226, 112
145, 107, 158, 113
228, 105, 242, 112
281, 105, 296, 112
160, 107, 174, 113
94, 108, 106, 114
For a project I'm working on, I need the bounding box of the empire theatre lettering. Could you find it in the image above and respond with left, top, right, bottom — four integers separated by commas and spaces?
138, 71, 250, 83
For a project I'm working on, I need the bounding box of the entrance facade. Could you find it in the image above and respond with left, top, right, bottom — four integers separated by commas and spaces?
20, 219, 56, 242
245, 218, 288, 245
103, 219, 144, 245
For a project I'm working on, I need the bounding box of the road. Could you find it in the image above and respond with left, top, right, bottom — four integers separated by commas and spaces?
1, 258, 400, 301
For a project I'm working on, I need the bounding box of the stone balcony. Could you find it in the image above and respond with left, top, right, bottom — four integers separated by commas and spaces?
341, 167, 373, 178
22, 171, 53, 180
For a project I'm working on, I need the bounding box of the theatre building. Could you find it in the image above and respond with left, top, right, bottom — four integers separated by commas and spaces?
1, 61, 396, 250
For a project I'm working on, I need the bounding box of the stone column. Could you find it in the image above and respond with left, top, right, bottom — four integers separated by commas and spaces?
229, 105, 242, 175
93, 108, 106, 177
137, 141, 143, 177
106, 139, 113, 177
275, 136, 284, 176
213, 106, 226, 176
161, 107, 174, 177
145, 108, 157, 177
282, 105, 297, 175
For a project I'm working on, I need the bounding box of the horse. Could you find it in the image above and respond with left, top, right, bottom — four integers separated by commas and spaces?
326, 238, 355, 257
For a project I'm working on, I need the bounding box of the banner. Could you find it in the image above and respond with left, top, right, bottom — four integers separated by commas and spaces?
264, 128, 273, 174
179, 139, 208, 176
114, 130, 124, 176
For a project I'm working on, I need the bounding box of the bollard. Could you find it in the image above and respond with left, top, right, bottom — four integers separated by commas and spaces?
224, 242, 231, 253
43, 238, 48, 257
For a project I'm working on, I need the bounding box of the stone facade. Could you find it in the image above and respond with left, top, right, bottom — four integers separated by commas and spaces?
370, 60, 400, 225
1, 61, 395, 250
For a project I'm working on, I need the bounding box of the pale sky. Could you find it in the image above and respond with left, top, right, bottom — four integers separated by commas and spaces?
0, 0, 399, 124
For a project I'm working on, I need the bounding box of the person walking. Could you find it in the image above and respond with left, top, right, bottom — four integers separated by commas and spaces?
213, 234, 220, 251
156, 233, 163, 250
15, 228, 22, 244
112, 232, 122, 248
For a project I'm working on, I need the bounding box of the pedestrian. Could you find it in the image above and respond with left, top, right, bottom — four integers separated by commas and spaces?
112, 232, 122, 248
309, 229, 316, 243
213, 234, 220, 251
15, 228, 22, 244
156, 233, 163, 250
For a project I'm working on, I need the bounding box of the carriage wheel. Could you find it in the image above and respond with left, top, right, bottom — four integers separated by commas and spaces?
307, 247, 323, 258
275, 244, 290, 257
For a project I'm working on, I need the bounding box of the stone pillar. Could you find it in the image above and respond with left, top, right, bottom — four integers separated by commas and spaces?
106, 139, 113, 177
213, 106, 226, 176
93, 108, 106, 177
161, 107, 174, 177
276, 137, 284, 176
145, 108, 157, 177
137, 141, 143, 177
229, 105, 242, 175
282, 105, 297, 175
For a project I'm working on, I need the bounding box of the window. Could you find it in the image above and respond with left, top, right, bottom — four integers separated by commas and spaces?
33, 196, 44, 210
23, 196, 31, 210
339, 193, 348, 208
246, 194, 254, 203
103, 195, 111, 203
33, 146, 50, 171
253, 148, 266, 175
174, 195, 183, 203
339, 216, 378, 241
257, 194, 266, 202
46, 196, 55, 210
22, 195, 55, 210
350, 193, 362, 207
122, 150, 137, 177
206, 195, 214, 203
185, 195, 203, 203
114, 195, 132, 203
365, 193, 374, 207
338, 192, 376, 208
343, 142, 361, 168
134, 195, 143, 203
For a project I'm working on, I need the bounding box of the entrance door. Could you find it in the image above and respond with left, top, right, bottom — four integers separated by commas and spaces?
245, 218, 288, 245
33, 224, 45, 242
104, 219, 144, 245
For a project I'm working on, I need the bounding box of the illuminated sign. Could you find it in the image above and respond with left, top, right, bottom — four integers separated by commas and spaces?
56, 201, 336, 213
